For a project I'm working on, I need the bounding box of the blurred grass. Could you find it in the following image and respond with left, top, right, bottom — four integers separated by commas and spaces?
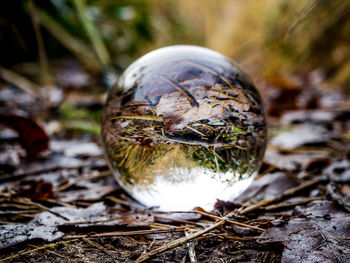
59, 103, 101, 135
0, 0, 349, 141
176, 0, 350, 87
1, 0, 350, 87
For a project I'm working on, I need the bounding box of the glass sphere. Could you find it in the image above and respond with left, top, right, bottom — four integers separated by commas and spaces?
102, 45, 267, 211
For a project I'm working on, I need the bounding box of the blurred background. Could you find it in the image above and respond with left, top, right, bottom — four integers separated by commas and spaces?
1, 2, 350, 261
0, 0, 349, 139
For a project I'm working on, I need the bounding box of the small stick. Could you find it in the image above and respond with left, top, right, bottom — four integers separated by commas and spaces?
135, 220, 225, 263
153, 73, 199, 107
239, 178, 321, 215
28, 244, 70, 261
56, 170, 111, 192
264, 197, 322, 211
154, 215, 204, 227
104, 196, 133, 207
196, 210, 265, 232
217, 232, 254, 241
66, 227, 186, 239
0, 209, 40, 215
186, 125, 206, 137
110, 115, 163, 122
105, 196, 144, 209
27, 199, 70, 221
82, 237, 115, 258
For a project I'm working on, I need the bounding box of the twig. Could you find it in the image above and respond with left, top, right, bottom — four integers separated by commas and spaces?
0, 239, 79, 262
148, 222, 186, 230
239, 177, 321, 215
0, 209, 40, 215
264, 197, 322, 211
28, 244, 71, 261
104, 196, 133, 207
154, 215, 204, 227
153, 72, 199, 107
0, 203, 36, 210
105, 196, 145, 210
55, 170, 111, 192
196, 210, 265, 232
19, 197, 70, 221
110, 115, 164, 122
82, 237, 115, 258
217, 232, 254, 241
66, 227, 186, 239
186, 125, 206, 137
31, 201, 70, 221
1, 196, 68, 220
135, 220, 225, 263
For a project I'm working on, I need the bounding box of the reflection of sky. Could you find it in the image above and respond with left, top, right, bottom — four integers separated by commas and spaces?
131, 167, 255, 211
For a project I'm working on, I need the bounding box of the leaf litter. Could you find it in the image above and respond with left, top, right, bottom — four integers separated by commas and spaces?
0, 75, 350, 262
258, 201, 350, 263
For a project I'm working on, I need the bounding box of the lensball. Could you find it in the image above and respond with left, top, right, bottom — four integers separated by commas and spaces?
102, 45, 267, 211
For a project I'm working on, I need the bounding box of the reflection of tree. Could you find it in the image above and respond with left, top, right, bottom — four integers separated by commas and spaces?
104, 113, 265, 189
106, 140, 166, 185
190, 144, 260, 182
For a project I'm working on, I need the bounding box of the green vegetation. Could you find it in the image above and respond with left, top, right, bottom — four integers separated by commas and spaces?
59, 103, 101, 134
2, 0, 349, 85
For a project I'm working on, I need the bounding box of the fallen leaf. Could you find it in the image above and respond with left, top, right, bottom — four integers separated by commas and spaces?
0, 222, 63, 250
256, 76, 302, 117
11, 152, 105, 178
237, 172, 300, 203
16, 179, 53, 200
258, 201, 350, 263
0, 114, 49, 158
0, 202, 107, 249
214, 199, 241, 215
270, 124, 336, 149
264, 147, 329, 172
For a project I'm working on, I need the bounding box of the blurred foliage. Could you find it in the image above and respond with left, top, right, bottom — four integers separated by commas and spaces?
175, 0, 350, 86
1, 0, 350, 85
58, 103, 101, 134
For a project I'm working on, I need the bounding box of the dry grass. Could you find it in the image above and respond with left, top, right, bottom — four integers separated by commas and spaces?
173, 0, 350, 86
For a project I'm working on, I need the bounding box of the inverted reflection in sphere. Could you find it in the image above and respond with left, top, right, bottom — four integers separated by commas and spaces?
102, 45, 267, 211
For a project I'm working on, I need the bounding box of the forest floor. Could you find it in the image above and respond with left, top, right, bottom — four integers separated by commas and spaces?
0, 66, 350, 262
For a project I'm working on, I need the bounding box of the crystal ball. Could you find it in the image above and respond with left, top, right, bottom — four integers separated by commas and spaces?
102, 45, 267, 211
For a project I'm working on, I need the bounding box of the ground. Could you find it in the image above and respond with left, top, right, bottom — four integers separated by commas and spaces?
0, 69, 350, 262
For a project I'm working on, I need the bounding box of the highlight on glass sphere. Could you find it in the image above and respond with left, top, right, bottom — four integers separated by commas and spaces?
102, 45, 267, 211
